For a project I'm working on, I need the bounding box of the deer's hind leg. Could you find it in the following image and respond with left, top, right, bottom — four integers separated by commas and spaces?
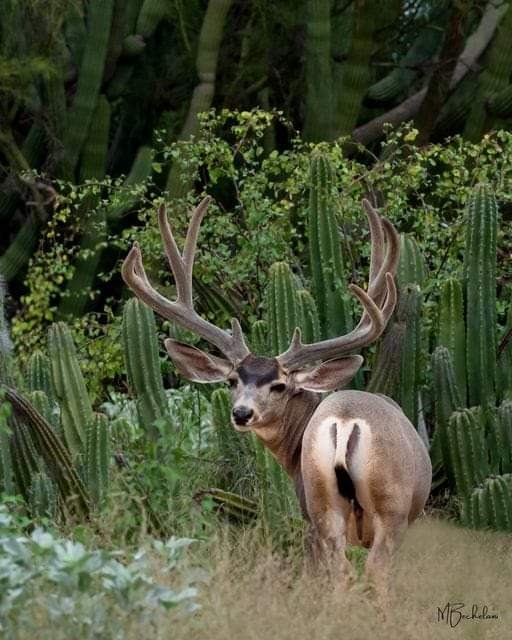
302, 463, 355, 586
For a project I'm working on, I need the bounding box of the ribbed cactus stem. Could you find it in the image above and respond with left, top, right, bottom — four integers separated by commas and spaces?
496, 401, 512, 474
48, 322, 93, 456
64, 0, 115, 173
250, 320, 269, 356
30, 390, 60, 434
303, 0, 332, 141
211, 388, 238, 489
296, 289, 321, 344
0, 275, 12, 383
308, 151, 351, 339
488, 82, 512, 117
464, 184, 498, 407
397, 234, 426, 289
431, 346, 463, 489
267, 262, 299, 355
136, 0, 170, 37
398, 285, 422, 426
29, 472, 57, 519
437, 278, 466, 405
79, 95, 111, 181
462, 475, 512, 531
26, 350, 54, 403
447, 409, 488, 496
463, 4, 512, 140
122, 299, 168, 440
3, 388, 90, 515
334, 0, 378, 135
85, 413, 110, 506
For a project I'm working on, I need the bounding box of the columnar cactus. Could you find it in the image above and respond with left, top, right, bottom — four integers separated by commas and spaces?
398, 285, 422, 425
431, 346, 463, 488
64, 0, 115, 172
397, 234, 426, 290
79, 95, 111, 181
48, 323, 93, 457
211, 388, 240, 490
437, 278, 466, 404
464, 184, 498, 408
296, 289, 321, 344
447, 409, 489, 496
462, 475, 512, 531
136, 0, 170, 38
367, 285, 422, 425
463, 4, 512, 140
29, 390, 60, 434
85, 413, 110, 506
250, 320, 269, 356
267, 262, 299, 355
308, 152, 351, 339
27, 350, 54, 403
122, 299, 168, 440
30, 472, 57, 519
494, 401, 512, 474
303, 0, 333, 141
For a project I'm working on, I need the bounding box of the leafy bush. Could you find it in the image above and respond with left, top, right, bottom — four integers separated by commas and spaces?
0, 503, 199, 639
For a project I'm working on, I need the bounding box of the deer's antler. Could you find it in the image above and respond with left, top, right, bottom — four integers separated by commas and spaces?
121, 196, 250, 365
276, 199, 399, 371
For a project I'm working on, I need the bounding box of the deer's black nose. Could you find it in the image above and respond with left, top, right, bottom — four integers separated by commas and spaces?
232, 406, 254, 425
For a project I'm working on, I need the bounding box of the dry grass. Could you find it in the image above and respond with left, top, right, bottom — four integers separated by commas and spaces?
169, 516, 511, 640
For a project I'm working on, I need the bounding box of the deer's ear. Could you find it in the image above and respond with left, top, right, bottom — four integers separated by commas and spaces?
292, 355, 363, 392
164, 339, 232, 383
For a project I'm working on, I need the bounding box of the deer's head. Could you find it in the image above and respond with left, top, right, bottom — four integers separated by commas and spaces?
121, 197, 399, 432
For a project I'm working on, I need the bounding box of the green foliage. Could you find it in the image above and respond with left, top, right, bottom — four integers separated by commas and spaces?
0, 503, 198, 637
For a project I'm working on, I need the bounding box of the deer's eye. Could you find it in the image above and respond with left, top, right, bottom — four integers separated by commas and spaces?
228, 378, 238, 389
270, 383, 286, 393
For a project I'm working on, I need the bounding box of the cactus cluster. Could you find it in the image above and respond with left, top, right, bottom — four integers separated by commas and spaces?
0, 289, 175, 517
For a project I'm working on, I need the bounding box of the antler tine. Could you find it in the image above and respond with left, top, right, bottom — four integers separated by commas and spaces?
276, 200, 400, 371
122, 197, 250, 365
362, 199, 385, 284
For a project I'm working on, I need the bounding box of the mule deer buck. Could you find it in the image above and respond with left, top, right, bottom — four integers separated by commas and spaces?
122, 196, 432, 594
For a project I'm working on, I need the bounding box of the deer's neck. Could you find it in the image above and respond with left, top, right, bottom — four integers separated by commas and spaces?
252, 390, 320, 477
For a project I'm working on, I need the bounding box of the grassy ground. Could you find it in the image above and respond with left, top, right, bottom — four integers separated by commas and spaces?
14, 515, 511, 639
168, 516, 511, 640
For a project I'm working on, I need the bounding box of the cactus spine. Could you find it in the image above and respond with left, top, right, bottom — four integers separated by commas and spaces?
437, 278, 466, 404
48, 323, 93, 456
308, 152, 351, 340
122, 299, 168, 440
462, 475, 512, 531
464, 184, 498, 408
267, 262, 298, 355
85, 413, 110, 506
